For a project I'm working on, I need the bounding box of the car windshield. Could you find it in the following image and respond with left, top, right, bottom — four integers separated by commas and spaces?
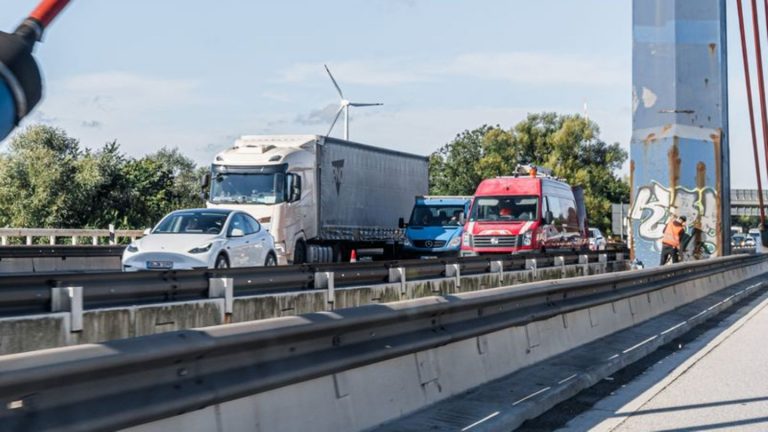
469, 196, 539, 222
409, 205, 466, 227
154, 211, 229, 234
209, 172, 285, 205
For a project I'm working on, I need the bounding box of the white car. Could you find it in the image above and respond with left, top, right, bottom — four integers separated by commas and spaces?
588, 228, 607, 251
122, 208, 277, 271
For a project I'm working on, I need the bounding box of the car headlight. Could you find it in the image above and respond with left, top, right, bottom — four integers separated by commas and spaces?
448, 236, 461, 247
462, 232, 472, 247
126, 243, 139, 253
403, 238, 413, 247
188, 243, 213, 254
522, 231, 533, 246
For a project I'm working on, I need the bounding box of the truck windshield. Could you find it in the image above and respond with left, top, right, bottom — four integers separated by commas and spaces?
470, 196, 539, 222
409, 205, 465, 227
209, 172, 285, 205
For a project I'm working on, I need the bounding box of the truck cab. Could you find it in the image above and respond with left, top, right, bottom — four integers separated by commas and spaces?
401, 196, 471, 258
460, 166, 588, 256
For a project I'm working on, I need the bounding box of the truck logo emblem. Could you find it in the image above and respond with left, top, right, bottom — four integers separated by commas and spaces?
424, 240, 433, 248
332, 159, 344, 194
490, 237, 499, 245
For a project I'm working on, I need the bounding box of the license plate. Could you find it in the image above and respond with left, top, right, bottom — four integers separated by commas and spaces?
146, 260, 173, 270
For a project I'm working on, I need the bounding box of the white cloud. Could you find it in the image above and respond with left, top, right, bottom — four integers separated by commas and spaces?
277, 51, 628, 88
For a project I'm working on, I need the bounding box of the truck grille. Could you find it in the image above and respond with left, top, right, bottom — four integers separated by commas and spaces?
413, 240, 446, 248
473, 235, 518, 248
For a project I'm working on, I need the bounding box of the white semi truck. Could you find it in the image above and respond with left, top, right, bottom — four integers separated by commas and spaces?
203, 135, 428, 264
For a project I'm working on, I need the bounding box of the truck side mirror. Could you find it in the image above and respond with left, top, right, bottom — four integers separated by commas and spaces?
399, 217, 406, 229
200, 173, 210, 189
459, 212, 466, 225
544, 211, 554, 225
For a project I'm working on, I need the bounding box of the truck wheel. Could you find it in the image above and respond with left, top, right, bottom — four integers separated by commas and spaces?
293, 241, 306, 264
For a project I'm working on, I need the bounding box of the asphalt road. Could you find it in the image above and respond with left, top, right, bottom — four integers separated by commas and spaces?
558, 286, 768, 432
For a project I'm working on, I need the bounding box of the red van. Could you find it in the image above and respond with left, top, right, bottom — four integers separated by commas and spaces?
460, 167, 589, 255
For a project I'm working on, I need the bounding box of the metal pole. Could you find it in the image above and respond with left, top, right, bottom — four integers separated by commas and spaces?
752, 0, 768, 184
620, 202, 624, 240
739, 0, 767, 225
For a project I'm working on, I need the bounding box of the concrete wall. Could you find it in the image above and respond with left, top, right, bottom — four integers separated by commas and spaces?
0, 260, 624, 355
121, 259, 768, 432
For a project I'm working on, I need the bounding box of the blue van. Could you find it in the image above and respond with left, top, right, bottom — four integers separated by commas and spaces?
401, 196, 472, 258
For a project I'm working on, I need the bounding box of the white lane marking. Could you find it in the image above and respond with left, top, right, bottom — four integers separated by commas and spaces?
461, 411, 500, 431
607, 354, 619, 360
512, 386, 552, 406
622, 335, 658, 354
558, 374, 578, 385
660, 321, 687, 335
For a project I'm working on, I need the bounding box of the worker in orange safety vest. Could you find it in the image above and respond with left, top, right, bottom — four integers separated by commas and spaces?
660, 215, 687, 265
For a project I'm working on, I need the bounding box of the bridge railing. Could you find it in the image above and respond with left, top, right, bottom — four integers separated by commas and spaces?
0, 226, 145, 246
0, 253, 762, 432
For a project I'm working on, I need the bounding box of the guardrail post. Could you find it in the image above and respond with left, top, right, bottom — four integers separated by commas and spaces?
490, 260, 504, 286
314, 271, 335, 309
51, 286, 83, 332
525, 258, 537, 280
446, 263, 461, 288
25, 235, 32, 246
71, 235, 78, 245
1, 235, 6, 245
91, 236, 98, 246
209, 277, 234, 322
555, 256, 566, 277
388, 267, 407, 296
579, 254, 589, 275
599, 253, 608, 273
109, 224, 116, 245
49, 235, 55, 245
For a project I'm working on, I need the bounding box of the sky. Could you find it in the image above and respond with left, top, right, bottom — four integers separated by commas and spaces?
0, 0, 764, 188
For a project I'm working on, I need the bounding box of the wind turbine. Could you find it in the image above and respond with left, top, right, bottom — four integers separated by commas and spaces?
324, 64, 382, 140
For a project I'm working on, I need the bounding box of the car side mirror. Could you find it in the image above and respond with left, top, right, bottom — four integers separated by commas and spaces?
544, 211, 554, 225
398, 217, 406, 229
143, 228, 151, 236
230, 228, 245, 238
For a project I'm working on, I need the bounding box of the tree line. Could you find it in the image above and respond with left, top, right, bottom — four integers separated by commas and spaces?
1, 113, 629, 235
0, 124, 205, 230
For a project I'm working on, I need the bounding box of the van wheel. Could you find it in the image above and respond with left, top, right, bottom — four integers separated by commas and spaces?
215, 254, 230, 269
293, 241, 306, 264
265, 253, 277, 267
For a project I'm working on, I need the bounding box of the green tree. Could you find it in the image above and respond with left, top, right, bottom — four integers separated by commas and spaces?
428, 113, 629, 234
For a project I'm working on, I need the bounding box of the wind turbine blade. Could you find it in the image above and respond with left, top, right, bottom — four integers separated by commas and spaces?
349, 102, 383, 107
326, 105, 344, 136
324, 64, 344, 99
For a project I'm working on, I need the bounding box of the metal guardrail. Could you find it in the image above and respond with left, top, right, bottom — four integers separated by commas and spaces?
0, 227, 144, 246
0, 253, 762, 432
0, 249, 625, 317
0, 245, 125, 258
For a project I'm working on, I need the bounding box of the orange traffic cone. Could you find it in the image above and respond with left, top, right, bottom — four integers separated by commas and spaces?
350, 249, 358, 263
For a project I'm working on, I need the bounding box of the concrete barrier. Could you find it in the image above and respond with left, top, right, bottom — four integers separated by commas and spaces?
0, 260, 625, 355
120, 258, 768, 432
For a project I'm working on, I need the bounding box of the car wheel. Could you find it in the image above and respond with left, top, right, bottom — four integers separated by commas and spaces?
293, 241, 306, 264
265, 253, 277, 267
215, 254, 230, 269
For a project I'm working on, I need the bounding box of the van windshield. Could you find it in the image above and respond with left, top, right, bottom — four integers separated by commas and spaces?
409, 205, 465, 227
470, 196, 539, 222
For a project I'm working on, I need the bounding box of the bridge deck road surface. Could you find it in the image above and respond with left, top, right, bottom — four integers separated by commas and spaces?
558, 285, 768, 432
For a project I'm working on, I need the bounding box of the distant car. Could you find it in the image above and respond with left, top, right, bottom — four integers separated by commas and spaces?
122, 208, 276, 271
732, 234, 746, 248
743, 236, 757, 248
588, 228, 606, 251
